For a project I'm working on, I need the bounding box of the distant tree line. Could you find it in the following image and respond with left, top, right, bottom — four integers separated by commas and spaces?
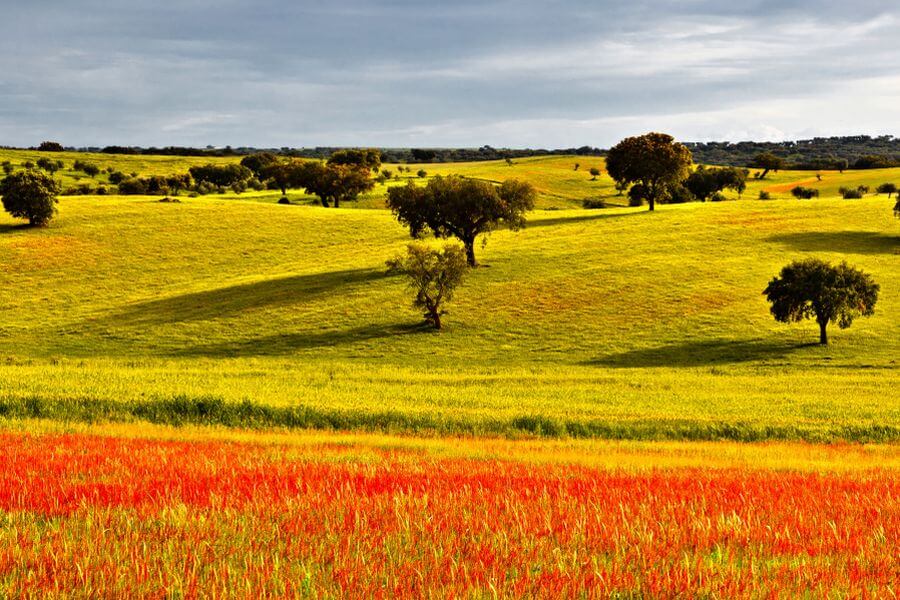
686, 135, 900, 170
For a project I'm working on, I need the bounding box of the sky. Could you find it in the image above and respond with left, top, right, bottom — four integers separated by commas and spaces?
0, 1, 898, 148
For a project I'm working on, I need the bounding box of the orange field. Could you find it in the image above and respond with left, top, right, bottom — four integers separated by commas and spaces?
2, 428, 898, 598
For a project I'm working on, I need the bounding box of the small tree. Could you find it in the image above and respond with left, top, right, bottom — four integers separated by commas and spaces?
605, 132, 693, 211
417, 169, 427, 178
763, 259, 878, 345
876, 183, 897, 198
0, 170, 61, 226
574, 163, 580, 171
589, 167, 601, 180
686, 166, 748, 201
240, 152, 279, 178
299, 162, 374, 208
37, 141, 64, 152
790, 186, 818, 199
386, 243, 467, 329
82, 163, 100, 178
387, 176, 536, 266
260, 159, 307, 196
749, 152, 784, 179
35, 157, 60, 174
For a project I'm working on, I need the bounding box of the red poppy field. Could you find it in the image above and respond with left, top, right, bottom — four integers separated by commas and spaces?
1, 427, 898, 598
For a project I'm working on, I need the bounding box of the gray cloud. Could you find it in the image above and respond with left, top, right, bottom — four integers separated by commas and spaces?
0, 1, 897, 147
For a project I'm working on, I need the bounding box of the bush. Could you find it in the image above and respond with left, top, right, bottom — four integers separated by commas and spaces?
758, 191, 771, 200
0, 170, 61, 226
277, 197, 291, 205
108, 171, 126, 185
710, 192, 728, 202
417, 170, 427, 178
589, 167, 601, 180
581, 198, 607, 209
839, 186, 864, 199
117, 178, 149, 195
791, 186, 819, 199
37, 141, 64, 152
666, 184, 696, 204
1, 161, 13, 176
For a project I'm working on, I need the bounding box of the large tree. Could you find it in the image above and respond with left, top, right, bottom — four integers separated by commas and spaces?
750, 152, 784, 179
387, 176, 536, 266
386, 243, 468, 329
188, 164, 252, 187
1, 170, 61, 226
299, 162, 374, 208
763, 259, 879, 345
605, 133, 692, 211
326, 148, 382, 172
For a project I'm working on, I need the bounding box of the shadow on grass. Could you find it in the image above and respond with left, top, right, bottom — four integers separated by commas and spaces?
107, 267, 387, 326
525, 210, 645, 229
0, 223, 33, 233
767, 231, 899, 254
171, 322, 430, 357
585, 338, 816, 368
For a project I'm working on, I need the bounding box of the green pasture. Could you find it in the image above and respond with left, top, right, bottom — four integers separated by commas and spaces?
1, 178, 897, 439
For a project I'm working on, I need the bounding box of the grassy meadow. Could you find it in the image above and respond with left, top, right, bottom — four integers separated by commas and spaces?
1, 149, 898, 440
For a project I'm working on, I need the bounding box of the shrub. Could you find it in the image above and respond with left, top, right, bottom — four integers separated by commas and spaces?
582, 198, 607, 209
417, 170, 427, 178
108, 171, 126, 185
758, 191, 771, 200
37, 141, 64, 152
666, 184, 696, 204
117, 178, 149, 195
839, 187, 864, 199
0, 170, 61, 226
277, 197, 291, 205
790, 186, 818, 200
876, 183, 897, 198
589, 167, 601, 180
1, 161, 13, 176
35, 157, 60, 173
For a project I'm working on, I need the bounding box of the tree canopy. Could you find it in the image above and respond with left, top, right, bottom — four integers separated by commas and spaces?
605, 133, 693, 211
326, 148, 382, 172
684, 166, 748, 201
763, 259, 879, 345
387, 175, 536, 266
0, 170, 61, 226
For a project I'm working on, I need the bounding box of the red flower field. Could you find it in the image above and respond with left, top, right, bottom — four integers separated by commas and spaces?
0, 429, 897, 598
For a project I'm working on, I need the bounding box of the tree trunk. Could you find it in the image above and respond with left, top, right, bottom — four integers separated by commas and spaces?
431, 310, 441, 330
333, 197, 340, 208
463, 238, 477, 267
320, 197, 329, 208
648, 198, 655, 211
818, 319, 828, 345
761, 168, 770, 179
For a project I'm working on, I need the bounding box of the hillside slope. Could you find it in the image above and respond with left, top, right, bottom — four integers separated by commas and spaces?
1, 192, 897, 439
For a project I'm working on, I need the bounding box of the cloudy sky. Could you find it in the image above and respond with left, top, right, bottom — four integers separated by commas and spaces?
0, 1, 898, 148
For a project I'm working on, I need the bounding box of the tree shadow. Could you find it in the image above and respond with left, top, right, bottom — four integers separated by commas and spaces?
525, 211, 644, 229
0, 223, 32, 233
171, 322, 430, 357
104, 267, 387, 327
767, 231, 899, 255
583, 338, 816, 368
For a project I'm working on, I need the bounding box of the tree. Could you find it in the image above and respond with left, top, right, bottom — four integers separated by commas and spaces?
417, 169, 427, 178
589, 167, 601, 180
299, 162, 374, 208
685, 166, 748, 201
876, 183, 897, 198
387, 175, 536, 266
0, 170, 61, 226
749, 152, 784, 179
37, 141, 64, 152
763, 259, 878, 345
327, 148, 382, 172
82, 163, 100, 178
386, 243, 467, 330
35, 157, 60, 174
240, 152, 279, 177
1, 161, 13, 176
605, 133, 693, 211
165, 174, 192, 195
260, 160, 308, 196
188, 164, 252, 187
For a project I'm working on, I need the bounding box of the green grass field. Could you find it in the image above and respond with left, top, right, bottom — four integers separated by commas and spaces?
0, 150, 898, 440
